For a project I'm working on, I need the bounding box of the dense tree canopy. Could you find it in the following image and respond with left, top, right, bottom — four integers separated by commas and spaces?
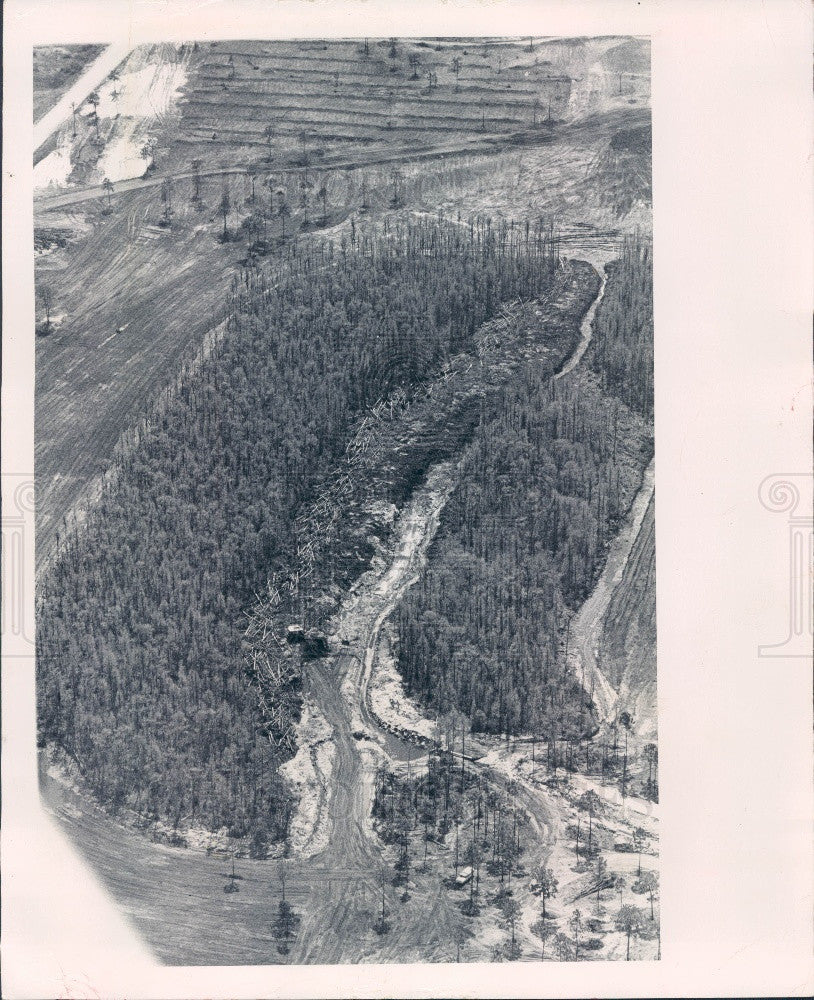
396, 237, 654, 739
589, 239, 653, 419
37, 217, 561, 843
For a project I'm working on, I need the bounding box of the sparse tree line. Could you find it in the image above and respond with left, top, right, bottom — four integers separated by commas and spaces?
37, 219, 561, 845
371, 736, 658, 961
372, 740, 531, 957
527, 713, 659, 804
534, 786, 660, 961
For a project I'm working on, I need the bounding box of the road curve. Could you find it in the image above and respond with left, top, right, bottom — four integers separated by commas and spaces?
291, 263, 620, 883
555, 263, 608, 379
39, 251, 626, 964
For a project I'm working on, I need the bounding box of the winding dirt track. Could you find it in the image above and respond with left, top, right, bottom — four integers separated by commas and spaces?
39, 441, 499, 964
555, 263, 608, 379
567, 458, 656, 723
40, 259, 647, 964
289, 462, 464, 961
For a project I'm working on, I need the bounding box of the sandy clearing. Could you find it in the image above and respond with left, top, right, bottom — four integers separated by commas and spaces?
39, 47, 190, 191
94, 59, 188, 121
96, 133, 152, 185
280, 700, 336, 858
34, 144, 74, 191
93, 53, 189, 185
33, 43, 131, 153
368, 624, 438, 742
486, 739, 659, 959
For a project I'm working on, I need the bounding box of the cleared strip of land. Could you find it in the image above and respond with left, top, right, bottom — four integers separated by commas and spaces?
34, 44, 131, 155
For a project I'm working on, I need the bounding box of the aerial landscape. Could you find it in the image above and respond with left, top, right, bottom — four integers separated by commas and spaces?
34, 35, 657, 965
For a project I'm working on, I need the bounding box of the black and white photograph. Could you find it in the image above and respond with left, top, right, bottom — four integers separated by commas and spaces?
3, 1, 812, 998
31, 30, 657, 967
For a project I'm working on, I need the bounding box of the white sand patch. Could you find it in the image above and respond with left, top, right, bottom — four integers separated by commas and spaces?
34, 145, 73, 191
150, 818, 232, 853
90, 49, 187, 184
46, 312, 67, 327
562, 770, 659, 827
339, 667, 388, 840
95, 60, 188, 122
358, 741, 388, 839
369, 625, 437, 741
96, 131, 152, 184
567, 63, 610, 119
478, 736, 659, 960
36, 48, 188, 192
280, 700, 336, 857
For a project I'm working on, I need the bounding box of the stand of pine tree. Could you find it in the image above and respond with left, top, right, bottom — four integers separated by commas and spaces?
37, 217, 561, 845
589, 239, 653, 420
396, 237, 653, 740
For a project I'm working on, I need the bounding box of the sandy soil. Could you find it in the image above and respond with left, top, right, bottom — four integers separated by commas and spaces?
34, 143, 75, 191
34, 43, 130, 152
94, 52, 189, 184
565, 457, 656, 724
368, 624, 439, 742
279, 700, 336, 857
35, 36, 655, 963
35, 45, 190, 195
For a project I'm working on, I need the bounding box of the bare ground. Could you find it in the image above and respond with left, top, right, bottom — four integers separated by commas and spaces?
35, 37, 655, 965
39, 259, 602, 965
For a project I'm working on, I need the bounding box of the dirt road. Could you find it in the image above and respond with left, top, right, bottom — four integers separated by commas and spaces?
39, 259, 630, 964
567, 457, 656, 722
34, 44, 131, 154
555, 263, 608, 378
34, 134, 535, 211
38, 456, 473, 964
34, 105, 650, 211
288, 462, 462, 960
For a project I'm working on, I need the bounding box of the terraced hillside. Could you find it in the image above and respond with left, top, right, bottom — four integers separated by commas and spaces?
167, 37, 649, 172
179, 40, 567, 151
35, 34, 656, 967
